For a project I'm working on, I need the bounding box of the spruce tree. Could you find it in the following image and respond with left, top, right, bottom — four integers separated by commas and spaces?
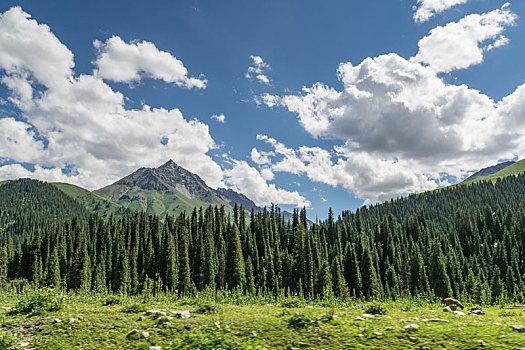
331, 255, 349, 298
428, 241, 453, 298
225, 224, 245, 290
178, 225, 193, 296
314, 260, 332, 297
360, 243, 381, 300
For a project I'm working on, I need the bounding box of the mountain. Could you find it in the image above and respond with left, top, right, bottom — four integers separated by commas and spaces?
463, 160, 515, 182
94, 160, 259, 219
463, 159, 525, 184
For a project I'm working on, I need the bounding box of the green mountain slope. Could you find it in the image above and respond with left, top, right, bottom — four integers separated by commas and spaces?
52, 182, 127, 218
462, 160, 515, 182
464, 159, 525, 184
0, 179, 91, 240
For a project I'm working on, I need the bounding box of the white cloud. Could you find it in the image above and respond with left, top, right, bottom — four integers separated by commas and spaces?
223, 160, 310, 207
0, 118, 45, 163
414, 0, 470, 23
246, 55, 271, 85
0, 7, 74, 89
210, 113, 225, 123
261, 45, 525, 203
256, 7, 521, 204
413, 5, 516, 72
250, 147, 272, 165
93, 36, 206, 89
0, 6, 308, 208
486, 35, 509, 51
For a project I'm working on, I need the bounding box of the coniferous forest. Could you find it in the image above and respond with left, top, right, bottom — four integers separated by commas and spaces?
2, 174, 525, 304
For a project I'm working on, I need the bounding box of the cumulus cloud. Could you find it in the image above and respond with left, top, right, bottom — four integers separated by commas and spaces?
413, 5, 516, 72
246, 55, 271, 85
0, 6, 307, 208
414, 0, 470, 23
210, 113, 225, 123
0, 6, 74, 88
93, 36, 207, 89
261, 13, 525, 204
223, 160, 310, 207
0, 118, 45, 163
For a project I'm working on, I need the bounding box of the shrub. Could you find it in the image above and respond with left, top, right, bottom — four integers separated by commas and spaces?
365, 301, 388, 315
287, 313, 316, 329
194, 303, 219, 315
172, 331, 244, 349
0, 330, 18, 350
102, 295, 121, 306
13, 288, 64, 315
122, 304, 147, 313
280, 297, 303, 308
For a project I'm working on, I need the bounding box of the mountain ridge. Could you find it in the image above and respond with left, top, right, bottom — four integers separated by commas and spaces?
94, 160, 259, 218
463, 160, 515, 182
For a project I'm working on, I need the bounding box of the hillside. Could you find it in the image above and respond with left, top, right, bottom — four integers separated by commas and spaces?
94, 160, 259, 219
463, 160, 515, 182
52, 183, 128, 219
0, 179, 91, 240
462, 159, 525, 185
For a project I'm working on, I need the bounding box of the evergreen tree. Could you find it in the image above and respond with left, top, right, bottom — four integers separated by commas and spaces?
428, 242, 453, 298
314, 260, 332, 297
225, 224, 245, 290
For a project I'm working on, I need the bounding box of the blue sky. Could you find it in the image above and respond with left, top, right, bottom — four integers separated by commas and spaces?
1, 0, 525, 219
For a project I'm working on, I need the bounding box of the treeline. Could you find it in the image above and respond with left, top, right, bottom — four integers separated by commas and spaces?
1, 175, 525, 302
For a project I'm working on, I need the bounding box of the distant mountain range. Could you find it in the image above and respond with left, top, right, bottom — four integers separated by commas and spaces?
4, 158, 524, 232
0, 160, 309, 229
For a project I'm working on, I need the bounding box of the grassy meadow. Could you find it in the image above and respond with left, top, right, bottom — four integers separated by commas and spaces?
1, 290, 525, 349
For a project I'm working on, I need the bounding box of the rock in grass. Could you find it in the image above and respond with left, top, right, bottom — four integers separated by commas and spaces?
355, 316, 365, 321
404, 324, 420, 331
474, 340, 487, 346
127, 329, 140, 340
52, 318, 62, 323
149, 347, 161, 350
443, 306, 452, 312
68, 317, 80, 323
422, 318, 449, 323
510, 325, 525, 332
147, 310, 167, 317
385, 327, 395, 331
453, 311, 466, 316
140, 331, 150, 338
171, 310, 190, 319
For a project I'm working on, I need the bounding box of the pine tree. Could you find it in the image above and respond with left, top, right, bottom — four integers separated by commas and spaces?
314, 260, 332, 297
331, 255, 349, 298
165, 228, 178, 292
225, 224, 245, 290
344, 243, 361, 298
360, 243, 381, 300
46, 245, 61, 288
428, 241, 453, 298
178, 225, 194, 296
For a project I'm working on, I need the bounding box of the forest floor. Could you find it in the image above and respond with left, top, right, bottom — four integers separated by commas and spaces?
1, 291, 525, 349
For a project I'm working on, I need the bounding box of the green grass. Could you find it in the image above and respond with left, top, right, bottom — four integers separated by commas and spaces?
463, 159, 525, 185
52, 183, 125, 218
1, 291, 525, 349
0, 180, 11, 186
